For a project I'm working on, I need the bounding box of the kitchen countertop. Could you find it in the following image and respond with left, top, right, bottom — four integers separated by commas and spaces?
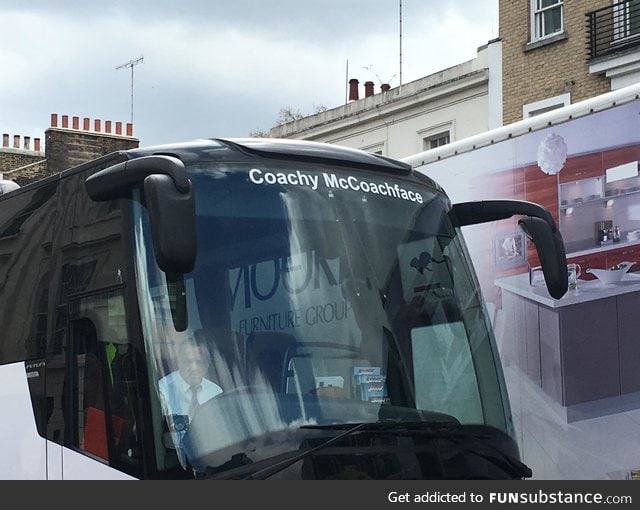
566, 238, 640, 258
494, 271, 640, 308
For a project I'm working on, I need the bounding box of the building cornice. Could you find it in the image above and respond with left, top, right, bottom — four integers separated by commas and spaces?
270, 68, 489, 140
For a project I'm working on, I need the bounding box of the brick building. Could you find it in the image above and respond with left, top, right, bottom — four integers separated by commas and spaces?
1, 114, 139, 187
500, 0, 640, 124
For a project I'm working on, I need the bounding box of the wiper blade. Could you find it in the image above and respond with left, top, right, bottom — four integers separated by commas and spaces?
246, 420, 460, 480
302, 420, 532, 479
200, 421, 531, 480
244, 422, 368, 480
463, 443, 532, 479
300, 420, 457, 433
200, 421, 401, 480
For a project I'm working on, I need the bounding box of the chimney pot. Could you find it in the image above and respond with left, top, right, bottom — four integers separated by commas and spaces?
116, 122, 123, 135
13, 135, 20, 149
126, 123, 133, 137
51, 113, 58, 127
35, 138, 41, 152
94, 119, 101, 132
83, 117, 90, 131
72, 116, 80, 130
62, 115, 69, 128
364, 81, 375, 97
2, 134, 8, 148
24, 136, 31, 150
348, 78, 360, 101
381, 83, 391, 93
105, 120, 112, 133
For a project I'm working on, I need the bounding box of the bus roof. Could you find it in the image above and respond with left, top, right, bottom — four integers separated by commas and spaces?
127, 137, 413, 176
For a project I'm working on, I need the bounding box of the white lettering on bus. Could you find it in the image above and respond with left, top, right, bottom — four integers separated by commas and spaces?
249, 168, 424, 204
321, 172, 423, 204
249, 168, 319, 190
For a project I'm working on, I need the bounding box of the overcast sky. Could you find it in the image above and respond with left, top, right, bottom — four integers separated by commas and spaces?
0, 0, 498, 148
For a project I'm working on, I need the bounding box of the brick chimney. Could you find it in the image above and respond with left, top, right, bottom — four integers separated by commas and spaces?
364, 81, 375, 98
348, 78, 359, 101
2, 114, 139, 186
45, 113, 140, 175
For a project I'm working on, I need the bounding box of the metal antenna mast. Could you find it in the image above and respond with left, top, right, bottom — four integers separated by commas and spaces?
399, 0, 403, 87
116, 55, 144, 124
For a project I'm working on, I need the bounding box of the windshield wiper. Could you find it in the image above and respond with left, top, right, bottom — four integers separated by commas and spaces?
243, 422, 369, 480
263, 421, 530, 480
325, 421, 531, 479
242, 420, 460, 479
199, 420, 531, 480
299, 420, 457, 433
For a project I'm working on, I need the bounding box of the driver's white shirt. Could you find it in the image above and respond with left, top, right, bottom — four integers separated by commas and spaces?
158, 371, 223, 419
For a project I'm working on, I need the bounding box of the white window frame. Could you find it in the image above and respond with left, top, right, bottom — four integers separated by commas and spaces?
417, 122, 453, 153
522, 92, 570, 118
530, 0, 564, 42
423, 131, 450, 151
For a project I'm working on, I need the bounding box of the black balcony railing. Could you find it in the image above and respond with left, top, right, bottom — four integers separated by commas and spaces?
587, 0, 640, 59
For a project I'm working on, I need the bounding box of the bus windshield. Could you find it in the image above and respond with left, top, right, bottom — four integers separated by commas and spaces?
132, 160, 512, 478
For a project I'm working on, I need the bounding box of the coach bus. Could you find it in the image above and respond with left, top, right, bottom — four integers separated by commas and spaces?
0, 138, 567, 479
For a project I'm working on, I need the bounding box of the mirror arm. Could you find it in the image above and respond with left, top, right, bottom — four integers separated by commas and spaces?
450, 199, 567, 300
450, 199, 558, 233
85, 155, 190, 201
84, 154, 196, 274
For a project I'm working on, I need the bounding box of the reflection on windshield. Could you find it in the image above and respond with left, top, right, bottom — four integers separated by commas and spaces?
133, 162, 509, 478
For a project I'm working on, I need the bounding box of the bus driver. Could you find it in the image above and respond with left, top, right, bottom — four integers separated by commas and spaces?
158, 340, 223, 425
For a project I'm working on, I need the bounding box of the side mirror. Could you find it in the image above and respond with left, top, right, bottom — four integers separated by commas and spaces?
450, 200, 568, 299
143, 174, 196, 274
517, 216, 567, 299
85, 155, 196, 275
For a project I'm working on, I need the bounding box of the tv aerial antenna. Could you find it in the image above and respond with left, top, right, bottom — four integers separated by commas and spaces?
116, 55, 144, 124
